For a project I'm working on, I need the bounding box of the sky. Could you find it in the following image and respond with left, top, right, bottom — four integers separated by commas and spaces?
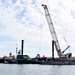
0, 0, 75, 57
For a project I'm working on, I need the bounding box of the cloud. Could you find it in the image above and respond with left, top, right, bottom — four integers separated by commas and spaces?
0, 0, 75, 57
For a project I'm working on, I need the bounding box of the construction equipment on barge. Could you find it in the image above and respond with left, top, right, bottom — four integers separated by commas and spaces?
2, 4, 75, 65
41, 4, 75, 65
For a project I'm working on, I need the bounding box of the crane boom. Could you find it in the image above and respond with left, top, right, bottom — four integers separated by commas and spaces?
42, 4, 61, 56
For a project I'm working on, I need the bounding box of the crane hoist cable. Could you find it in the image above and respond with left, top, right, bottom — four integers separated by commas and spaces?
58, 30, 70, 53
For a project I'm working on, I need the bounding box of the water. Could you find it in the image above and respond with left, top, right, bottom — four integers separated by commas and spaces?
0, 64, 75, 75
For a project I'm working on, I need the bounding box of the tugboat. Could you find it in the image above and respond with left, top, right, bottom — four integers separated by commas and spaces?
4, 54, 17, 64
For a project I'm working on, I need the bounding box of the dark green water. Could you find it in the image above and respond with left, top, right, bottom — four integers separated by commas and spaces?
0, 64, 75, 75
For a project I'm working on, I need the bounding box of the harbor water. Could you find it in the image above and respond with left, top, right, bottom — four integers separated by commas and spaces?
0, 64, 75, 75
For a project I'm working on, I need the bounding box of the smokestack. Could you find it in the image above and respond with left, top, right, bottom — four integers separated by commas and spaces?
21, 40, 24, 55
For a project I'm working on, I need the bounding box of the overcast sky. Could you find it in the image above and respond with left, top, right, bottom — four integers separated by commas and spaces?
0, 0, 75, 57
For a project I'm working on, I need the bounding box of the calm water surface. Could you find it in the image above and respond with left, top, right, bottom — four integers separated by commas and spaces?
0, 64, 75, 75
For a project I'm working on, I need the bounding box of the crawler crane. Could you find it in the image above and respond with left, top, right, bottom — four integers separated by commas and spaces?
42, 4, 71, 58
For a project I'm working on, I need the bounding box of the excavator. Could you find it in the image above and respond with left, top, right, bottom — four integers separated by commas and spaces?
42, 4, 71, 58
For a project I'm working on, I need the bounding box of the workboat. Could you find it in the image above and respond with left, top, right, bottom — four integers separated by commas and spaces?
17, 55, 42, 64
